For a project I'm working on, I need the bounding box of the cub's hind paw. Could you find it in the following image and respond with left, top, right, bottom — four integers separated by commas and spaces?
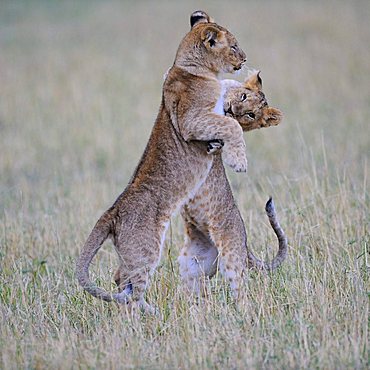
113, 283, 133, 303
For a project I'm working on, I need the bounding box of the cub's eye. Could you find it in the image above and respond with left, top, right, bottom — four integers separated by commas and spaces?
246, 112, 255, 119
231, 45, 237, 52
240, 93, 247, 101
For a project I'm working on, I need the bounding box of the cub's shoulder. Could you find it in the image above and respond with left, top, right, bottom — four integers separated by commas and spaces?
163, 66, 221, 108
165, 66, 200, 87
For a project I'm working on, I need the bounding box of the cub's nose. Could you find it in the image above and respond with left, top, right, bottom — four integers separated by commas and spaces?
239, 49, 247, 63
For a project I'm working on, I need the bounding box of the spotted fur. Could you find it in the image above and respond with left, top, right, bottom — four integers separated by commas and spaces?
178, 72, 287, 299
76, 11, 246, 314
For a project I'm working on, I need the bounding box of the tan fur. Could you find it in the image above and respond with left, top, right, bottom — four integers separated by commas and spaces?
75, 11, 246, 313
164, 20, 248, 172
223, 72, 283, 131
177, 73, 287, 299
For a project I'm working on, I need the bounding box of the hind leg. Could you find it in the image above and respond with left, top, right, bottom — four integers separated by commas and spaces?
178, 223, 219, 295
113, 256, 158, 314
113, 222, 169, 314
113, 267, 133, 297
211, 229, 247, 301
219, 248, 245, 300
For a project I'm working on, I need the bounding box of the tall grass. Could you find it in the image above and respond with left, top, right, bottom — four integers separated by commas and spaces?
0, 1, 369, 368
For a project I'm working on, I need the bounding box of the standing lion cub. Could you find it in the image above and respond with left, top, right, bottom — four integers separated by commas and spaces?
76, 11, 247, 313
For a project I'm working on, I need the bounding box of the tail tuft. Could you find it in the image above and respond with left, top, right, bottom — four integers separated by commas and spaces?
265, 197, 275, 216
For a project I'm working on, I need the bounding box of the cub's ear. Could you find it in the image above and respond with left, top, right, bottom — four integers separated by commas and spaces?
244, 71, 262, 91
264, 107, 283, 126
201, 25, 222, 48
190, 10, 214, 28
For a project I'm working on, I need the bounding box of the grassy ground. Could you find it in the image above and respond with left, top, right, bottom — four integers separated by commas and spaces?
0, 1, 369, 368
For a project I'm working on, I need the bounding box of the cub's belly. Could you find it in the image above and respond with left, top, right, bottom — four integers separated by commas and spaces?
170, 155, 214, 218
182, 156, 227, 232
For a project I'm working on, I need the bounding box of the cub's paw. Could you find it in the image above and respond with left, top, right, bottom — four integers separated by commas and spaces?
263, 108, 283, 128
233, 158, 248, 173
222, 151, 248, 172
222, 146, 248, 172
139, 300, 160, 316
207, 139, 224, 154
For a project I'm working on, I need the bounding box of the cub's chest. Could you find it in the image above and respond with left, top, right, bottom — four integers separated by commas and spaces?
213, 79, 242, 115
213, 84, 227, 116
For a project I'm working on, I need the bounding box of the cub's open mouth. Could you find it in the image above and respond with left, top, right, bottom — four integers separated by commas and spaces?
224, 105, 234, 116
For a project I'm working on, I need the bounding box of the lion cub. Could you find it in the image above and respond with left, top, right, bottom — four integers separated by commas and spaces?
178, 72, 287, 298
76, 11, 247, 313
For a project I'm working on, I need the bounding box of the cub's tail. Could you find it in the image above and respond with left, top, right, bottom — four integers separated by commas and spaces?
247, 197, 288, 271
75, 211, 116, 302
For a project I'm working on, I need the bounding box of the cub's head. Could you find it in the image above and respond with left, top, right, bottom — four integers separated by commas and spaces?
223, 72, 283, 131
175, 10, 246, 74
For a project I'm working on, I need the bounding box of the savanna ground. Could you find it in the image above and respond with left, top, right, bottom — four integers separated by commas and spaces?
0, 1, 369, 369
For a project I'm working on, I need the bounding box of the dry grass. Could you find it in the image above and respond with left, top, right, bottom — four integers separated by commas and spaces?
0, 1, 369, 369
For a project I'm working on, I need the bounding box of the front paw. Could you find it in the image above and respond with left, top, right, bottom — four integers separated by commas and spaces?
232, 158, 248, 173
222, 147, 248, 172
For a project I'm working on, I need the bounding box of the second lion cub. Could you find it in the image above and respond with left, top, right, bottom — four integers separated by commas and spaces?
178, 72, 287, 298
